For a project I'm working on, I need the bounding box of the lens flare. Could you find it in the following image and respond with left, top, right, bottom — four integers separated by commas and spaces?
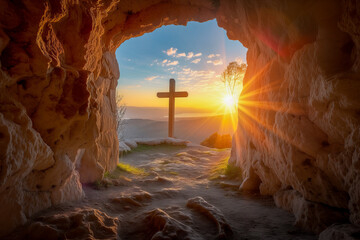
222, 94, 235, 108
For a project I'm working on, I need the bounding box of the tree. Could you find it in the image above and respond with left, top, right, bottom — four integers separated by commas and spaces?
116, 94, 126, 141
221, 61, 246, 108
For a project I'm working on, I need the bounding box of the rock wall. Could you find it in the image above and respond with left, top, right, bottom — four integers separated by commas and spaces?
0, 0, 359, 236
222, 0, 360, 233
0, 0, 217, 236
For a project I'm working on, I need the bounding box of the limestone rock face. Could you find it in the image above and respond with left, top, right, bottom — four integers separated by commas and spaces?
0, 0, 216, 236
0, 0, 359, 236
223, 0, 360, 231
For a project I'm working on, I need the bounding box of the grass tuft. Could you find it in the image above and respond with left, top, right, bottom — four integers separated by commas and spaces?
209, 157, 242, 180
103, 163, 147, 180
103, 171, 112, 178
116, 162, 147, 175
93, 178, 112, 189
224, 164, 242, 179
131, 144, 154, 152
93, 162, 145, 189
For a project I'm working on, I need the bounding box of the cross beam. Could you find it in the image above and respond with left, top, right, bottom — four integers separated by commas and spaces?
157, 78, 188, 137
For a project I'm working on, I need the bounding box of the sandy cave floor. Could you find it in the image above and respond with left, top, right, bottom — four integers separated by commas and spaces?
6, 144, 317, 240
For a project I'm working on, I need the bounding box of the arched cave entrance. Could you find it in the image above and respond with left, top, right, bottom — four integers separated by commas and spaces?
115, 19, 246, 146
0, 0, 359, 237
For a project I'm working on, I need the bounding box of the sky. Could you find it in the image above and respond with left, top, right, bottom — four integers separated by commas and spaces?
116, 19, 247, 114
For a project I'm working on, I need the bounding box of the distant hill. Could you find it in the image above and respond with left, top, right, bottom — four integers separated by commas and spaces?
123, 114, 237, 144
123, 106, 216, 121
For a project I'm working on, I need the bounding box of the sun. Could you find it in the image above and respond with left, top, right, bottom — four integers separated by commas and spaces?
222, 94, 236, 108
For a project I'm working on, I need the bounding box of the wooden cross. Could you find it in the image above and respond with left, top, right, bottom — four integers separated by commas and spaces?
157, 78, 188, 137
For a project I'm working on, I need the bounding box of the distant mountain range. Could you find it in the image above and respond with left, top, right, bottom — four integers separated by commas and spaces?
122, 113, 237, 144
123, 106, 217, 121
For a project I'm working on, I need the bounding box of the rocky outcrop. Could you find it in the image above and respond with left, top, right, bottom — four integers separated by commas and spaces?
6, 208, 120, 240
0, 0, 359, 236
187, 196, 233, 238
224, 0, 360, 232
0, 0, 216, 235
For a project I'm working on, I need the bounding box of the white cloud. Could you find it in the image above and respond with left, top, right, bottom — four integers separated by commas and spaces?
191, 58, 201, 64
176, 52, 201, 58
176, 53, 186, 57
166, 60, 179, 66
145, 76, 159, 81
164, 47, 177, 56
162, 59, 168, 64
207, 59, 223, 65
187, 52, 194, 59
208, 54, 220, 58
213, 59, 223, 65
181, 68, 215, 79
167, 68, 217, 88
173, 68, 218, 89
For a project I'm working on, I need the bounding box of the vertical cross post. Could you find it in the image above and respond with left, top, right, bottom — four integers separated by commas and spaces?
168, 79, 175, 137
157, 79, 188, 137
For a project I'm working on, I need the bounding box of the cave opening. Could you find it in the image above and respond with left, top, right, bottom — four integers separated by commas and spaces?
1, 0, 359, 238
114, 19, 247, 146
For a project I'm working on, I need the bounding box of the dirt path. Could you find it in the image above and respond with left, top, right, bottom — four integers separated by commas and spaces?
6, 144, 317, 240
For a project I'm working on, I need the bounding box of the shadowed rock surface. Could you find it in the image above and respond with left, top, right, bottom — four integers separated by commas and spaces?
0, 0, 359, 236
186, 196, 233, 238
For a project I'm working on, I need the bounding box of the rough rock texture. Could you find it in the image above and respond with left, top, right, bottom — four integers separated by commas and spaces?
319, 224, 360, 240
274, 189, 349, 233
7, 208, 120, 240
186, 196, 233, 238
0, 0, 216, 235
143, 208, 201, 240
223, 0, 360, 231
0, 0, 359, 236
